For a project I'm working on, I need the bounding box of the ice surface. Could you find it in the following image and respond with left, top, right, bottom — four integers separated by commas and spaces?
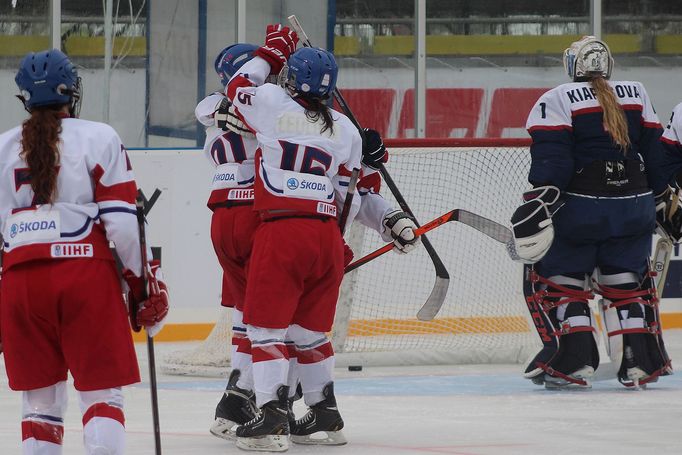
1, 331, 681, 454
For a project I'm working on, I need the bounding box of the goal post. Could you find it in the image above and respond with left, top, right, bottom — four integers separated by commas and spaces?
161, 138, 538, 375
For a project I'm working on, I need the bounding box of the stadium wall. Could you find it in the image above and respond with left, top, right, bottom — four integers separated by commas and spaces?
1, 66, 680, 148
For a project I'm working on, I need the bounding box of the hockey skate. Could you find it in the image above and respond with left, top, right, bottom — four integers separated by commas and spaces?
235, 386, 290, 452
290, 382, 347, 445
543, 365, 594, 389
210, 369, 257, 441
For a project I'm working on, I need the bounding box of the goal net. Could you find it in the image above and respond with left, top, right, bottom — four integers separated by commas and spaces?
162, 139, 538, 375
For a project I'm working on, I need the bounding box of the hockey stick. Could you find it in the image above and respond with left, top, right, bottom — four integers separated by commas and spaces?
338, 169, 360, 234
288, 14, 451, 317
346, 209, 512, 320
135, 191, 162, 455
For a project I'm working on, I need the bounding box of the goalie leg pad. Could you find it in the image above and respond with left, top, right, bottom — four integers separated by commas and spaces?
523, 266, 598, 387
596, 267, 673, 388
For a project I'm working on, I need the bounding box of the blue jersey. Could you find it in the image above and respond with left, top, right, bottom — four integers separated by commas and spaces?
525, 80, 665, 193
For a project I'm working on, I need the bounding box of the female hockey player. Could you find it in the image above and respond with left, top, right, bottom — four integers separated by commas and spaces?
511, 36, 672, 390
225, 25, 419, 451
0, 49, 168, 454
195, 42, 262, 441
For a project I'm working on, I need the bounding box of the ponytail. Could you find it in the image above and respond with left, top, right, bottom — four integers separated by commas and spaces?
590, 76, 631, 152
20, 107, 63, 204
301, 95, 335, 136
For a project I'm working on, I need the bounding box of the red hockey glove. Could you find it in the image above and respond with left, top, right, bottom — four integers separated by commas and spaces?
254, 24, 298, 75
122, 260, 169, 332
343, 241, 354, 268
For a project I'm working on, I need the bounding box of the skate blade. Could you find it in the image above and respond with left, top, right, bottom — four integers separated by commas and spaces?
544, 380, 592, 390
236, 434, 289, 452
291, 430, 348, 446
210, 418, 239, 441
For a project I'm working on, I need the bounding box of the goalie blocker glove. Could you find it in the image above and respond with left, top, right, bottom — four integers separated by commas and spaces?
655, 186, 682, 243
383, 210, 420, 254
510, 185, 561, 263
361, 128, 389, 170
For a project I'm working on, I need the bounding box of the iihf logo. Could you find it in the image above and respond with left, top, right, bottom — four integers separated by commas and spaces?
53, 245, 62, 256
286, 178, 299, 190
9, 223, 18, 238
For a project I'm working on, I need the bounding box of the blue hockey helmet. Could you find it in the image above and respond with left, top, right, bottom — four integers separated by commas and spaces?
214, 43, 258, 87
15, 49, 81, 113
283, 47, 337, 99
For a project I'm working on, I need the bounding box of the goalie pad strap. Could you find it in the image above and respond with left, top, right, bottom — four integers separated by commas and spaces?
620, 360, 672, 388
551, 325, 595, 337
608, 325, 661, 337
536, 363, 589, 387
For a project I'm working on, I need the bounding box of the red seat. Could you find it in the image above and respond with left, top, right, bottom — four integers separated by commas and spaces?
333, 89, 395, 138
486, 88, 549, 138
398, 88, 484, 138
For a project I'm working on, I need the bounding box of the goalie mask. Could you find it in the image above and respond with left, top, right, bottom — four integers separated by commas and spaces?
563, 36, 613, 82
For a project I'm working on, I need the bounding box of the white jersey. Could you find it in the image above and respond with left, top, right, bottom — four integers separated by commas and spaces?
195, 93, 259, 208
662, 102, 682, 147
0, 118, 143, 272
228, 56, 393, 234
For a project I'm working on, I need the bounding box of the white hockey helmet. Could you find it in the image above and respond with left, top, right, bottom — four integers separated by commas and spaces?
563, 35, 613, 81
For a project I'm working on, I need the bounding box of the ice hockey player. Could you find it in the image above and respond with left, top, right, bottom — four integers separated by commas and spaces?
195, 42, 262, 441
0, 49, 169, 454
225, 24, 419, 451
511, 36, 671, 389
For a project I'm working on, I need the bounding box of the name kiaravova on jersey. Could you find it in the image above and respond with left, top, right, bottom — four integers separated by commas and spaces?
566, 84, 641, 103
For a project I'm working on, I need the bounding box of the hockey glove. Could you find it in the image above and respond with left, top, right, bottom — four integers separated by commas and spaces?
655, 186, 682, 243
383, 210, 420, 254
215, 97, 255, 138
254, 24, 298, 75
122, 260, 169, 336
361, 128, 389, 170
510, 185, 561, 264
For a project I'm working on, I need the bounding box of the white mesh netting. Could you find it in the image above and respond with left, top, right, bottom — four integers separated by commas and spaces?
162, 144, 538, 375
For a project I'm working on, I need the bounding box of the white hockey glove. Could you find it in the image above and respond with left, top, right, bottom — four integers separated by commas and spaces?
383, 210, 420, 254
655, 186, 682, 243
214, 97, 255, 138
510, 185, 561, 264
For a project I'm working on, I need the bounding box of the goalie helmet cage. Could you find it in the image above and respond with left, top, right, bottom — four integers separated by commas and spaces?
161, 138, 538, 376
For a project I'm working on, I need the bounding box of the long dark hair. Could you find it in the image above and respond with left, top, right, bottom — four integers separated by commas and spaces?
20, 106, 63, 204
301, 95, 335, 135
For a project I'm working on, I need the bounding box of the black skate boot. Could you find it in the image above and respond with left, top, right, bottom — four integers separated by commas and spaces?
210, 369, 257, 441
235, 385, 290, 452
290, 382, 347, 445
543, 331, 599, 390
